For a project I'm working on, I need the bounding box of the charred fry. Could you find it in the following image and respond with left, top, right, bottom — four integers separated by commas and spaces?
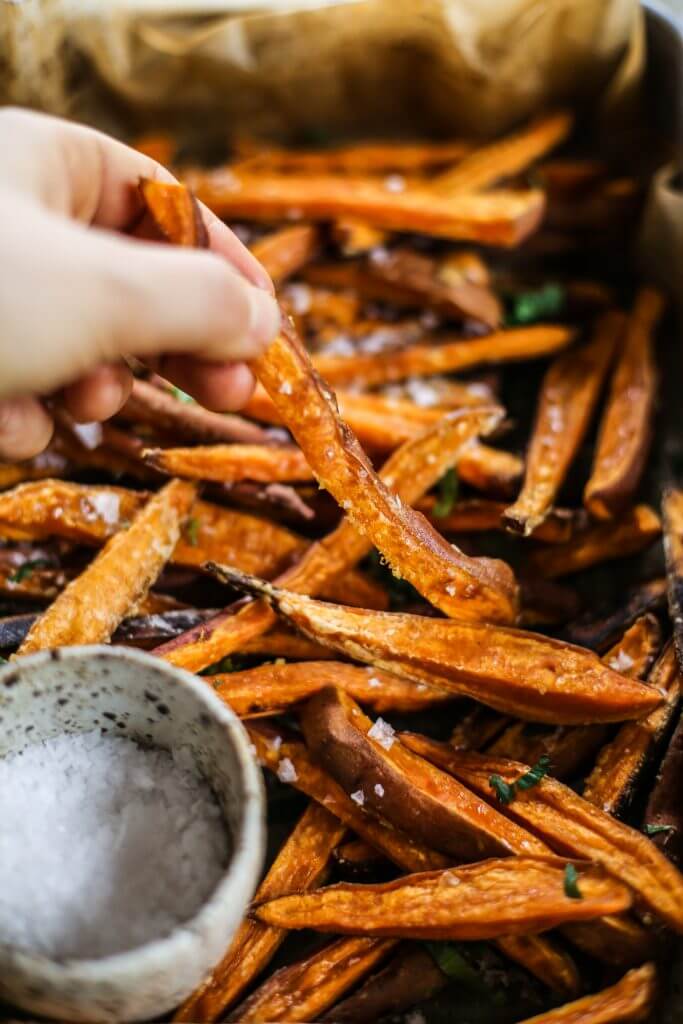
563, 578, 667, 652
420, 497, 580, 543
662, 488, 683, 669
513, 963, 656, 1024
642, 711, 683, 869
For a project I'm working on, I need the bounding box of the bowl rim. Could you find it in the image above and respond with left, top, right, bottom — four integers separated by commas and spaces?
0, 643, 266, 987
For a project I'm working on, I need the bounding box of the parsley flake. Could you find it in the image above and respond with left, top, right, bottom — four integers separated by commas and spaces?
489, 755, 551, 804
170, 386, 195, 404
432, 468, 459, 518
644, 823, 676, 837
564, 864, 582, 899
489, 774, 516, 804
506, 283, 566, 326
185, 517, 200, 546
9, 559, 51, 584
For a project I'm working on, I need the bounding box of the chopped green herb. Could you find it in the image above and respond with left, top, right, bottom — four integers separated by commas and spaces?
9, 559, 51, 584
516, 754, 552, 791
185, 517, 200, 546
170, 386, 195, 404
489, 774, 516, 804
506, 283, 566, 326
563, 864, 582, 899
424, 942, 506, 1005
426, 941, 480, 982
0, 656, 7, 665
643, 823, 676, 837
432, 468, 459, 518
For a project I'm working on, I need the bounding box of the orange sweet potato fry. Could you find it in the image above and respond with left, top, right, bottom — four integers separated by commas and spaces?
583, 642, 681, 816
231, 936, 396, 1023
238, 626, 335, 660
451, 706, 513, 751
174, 801, 345, 1022
513, 963, 656, 1024
332, 217, 390, 256
142, 443, 315, 484
302, 687, 550, 861
402, 736, 683, 932
139, 177, 208, 247
312, 325, 575, 389
248, 723, 448, 874
496, 934, 581, 1000
231, 137, 472, 173
584, 289, 664, 519
503, 312, 623, 536
249, 224, 319, 283
562, 916, 651, 969
527, 505, 662, 579
133, 133, 176, 166
208, 568, 662, 725
186, 169, 546, 246
17, 480, 197, 654
662, 487, 683, 667
457, 443, 524, 497
419, 497, 579, 544
433, 111, 573, 194
213, 661, 450, 716
254, 858, 631, 939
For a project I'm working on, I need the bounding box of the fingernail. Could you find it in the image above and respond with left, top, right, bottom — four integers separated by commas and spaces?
247, 289, 281, 348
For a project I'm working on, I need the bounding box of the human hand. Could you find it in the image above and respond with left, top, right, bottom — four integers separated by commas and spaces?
0, 108, 281, 461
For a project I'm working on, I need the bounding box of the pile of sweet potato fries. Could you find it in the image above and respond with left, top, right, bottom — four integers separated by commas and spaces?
1, 110, 681, 1023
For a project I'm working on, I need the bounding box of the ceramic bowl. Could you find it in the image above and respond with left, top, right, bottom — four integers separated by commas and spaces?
0, 645, 265, 1022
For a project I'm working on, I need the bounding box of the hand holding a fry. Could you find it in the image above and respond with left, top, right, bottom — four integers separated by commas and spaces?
0, 108, 280, 461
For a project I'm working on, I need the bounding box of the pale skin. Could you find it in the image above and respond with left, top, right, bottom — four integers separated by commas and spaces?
0, 108, 282, 461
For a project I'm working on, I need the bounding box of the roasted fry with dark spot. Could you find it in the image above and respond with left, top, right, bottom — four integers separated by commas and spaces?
142, 443, 315, 484
249, 224, 319, 283
563, 578, 667, 652
402, 736, 683, 932
419, 497, 580, 543
209, 567, 663, 725
496, 933, 581, 1000
173, 802, 344, 1022
662, 488, 683, 669
527, 505, 661, 579
584, 289, 664, 519
642, 711, 683, 869
451, 706, 513, 751
513, 963, 656, 1024
562, 915, 651, 969
504, 313, 622, 536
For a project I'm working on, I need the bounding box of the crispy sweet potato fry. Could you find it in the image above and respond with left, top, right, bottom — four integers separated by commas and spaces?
662, 488, 683, 668
213, 661, 450, 716
187, 170, 546, 245
174, 801, 344, 1022
231, 936, 396, 1023
238, 626, 335, 660
254, 858, 631, 939
142, 443, 315, 484
249, 224, 319, 283
503, 313, 623, 536
139, 177, 208, 247
302, 687, 551, 861
563, 578, 667, 652
451, 706, 513, 751
419, 497, 579, 544
527, 505, 662, 579
312, 324, 575, 388
584, 289, 664, 519
642, 711, 683, 869
17, 480, 196, 654
457, 443, 524, 497
519, 579, 582, 628
248, 723, 448, 873
513, 963, 656, 1024
209, 568, 663, 725
231, 138, 471, 173
496, 934, 580, 1000
562, 916, 651, 969
332, 217, 388, 256
583, 642, 681, 817
402, 736, 683, 932
433, 111, 573, 194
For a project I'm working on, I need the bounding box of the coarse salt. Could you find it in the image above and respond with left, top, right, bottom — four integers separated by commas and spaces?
350, 789, 365, 806
609, 650, 635, 672
368, 717, 395, 750
374, 783, 385, 798
279, 381, 293, 395
83, 492, 120, 526
276, 757, 298, 783
367, 677, 382, 688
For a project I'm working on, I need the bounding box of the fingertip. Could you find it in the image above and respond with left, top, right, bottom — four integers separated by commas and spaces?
0, 398, 54, 461
160, 356, 256, 412
63, 364, 133, 423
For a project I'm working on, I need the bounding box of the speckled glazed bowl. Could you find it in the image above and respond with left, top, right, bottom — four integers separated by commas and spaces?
0, 645, 265, 1023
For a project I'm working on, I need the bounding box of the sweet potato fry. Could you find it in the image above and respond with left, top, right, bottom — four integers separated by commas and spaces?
173, 801, 344, 1022
312, 324, 575, 388
231, 138, 471, 173
513, 963, 656, 1024
583, 642, 681, 817
301, 687, 551, 861
249, 224, 319, 283
584, 289, 664, 519
248, 723, 448, 873
187, 169, 546, 245
142, 443, 315, 484
139, 177, 208, 247
332, 217, 388, 256
519, 579, 582, 628
238, 626, 335, 660
642, 711, 683, 869
662, 488, 683, 668
213, 661, 450, 717
496, 934, 581, 1000
503, 313, 623, 536
0, 564, 70, 602
563, 578, 667, 652
420, 497, 579, 544
402, 736, 683, 931
457, 443, 524, 497
535, 159, 607, 197
231, 936, 396, 1023
562, 915, 651, 969
0, 453, 71, 491
527, 505, 662, 579
209, 568, 663, 725
433, 111, 573, 194
118, 378, 272, 445
254, 858, 631, 939
451, 706, 513, 751
17, 480, 197, 654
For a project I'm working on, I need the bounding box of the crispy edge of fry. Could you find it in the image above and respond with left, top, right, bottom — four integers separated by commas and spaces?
643, 710, 683, 869
17, 479, 197, 654
249, 223, 319, 283
662, 488, 683, 670
495, 934, 581, 1000
173, 801, 345, 1022
527, 505, 662, 579
142, 443, 315, 484
253, 858, 632, 940
208, 567, 663, 725
583, 288, 665, 520
503, 312, 623, 536
139, 177, 208, 247
419, 497, 580, 544
512, 963, 656, 1024
563, 577, 667, 652
230, 936, 396, 1023
301, 686, 551, 861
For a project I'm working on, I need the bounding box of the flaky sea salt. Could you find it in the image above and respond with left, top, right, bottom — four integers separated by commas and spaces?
350, 789, 365, 806
374, 784, 385, 798
83, 492, 120, 526
0, 731, 228, 959
276, 757, 297, 783
609, 650, 635, 672
368, 717, 395, 750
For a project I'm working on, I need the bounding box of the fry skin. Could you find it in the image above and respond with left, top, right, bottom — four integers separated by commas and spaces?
138, 177, 208, 247
662, 487, 683, 669
402, 736, 683, 932
17, 480, 197, 654
503, 312, 623, 536
231, 137, 471, 173
249, 224, 319, 283
420, 497, 579, 544
584, 289, 665, 519
142, 443, 315, 484
254, 858, 631, 940
173, 802, 345, 1022
208, 568, 663, 725
513, 963, 656, 1024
